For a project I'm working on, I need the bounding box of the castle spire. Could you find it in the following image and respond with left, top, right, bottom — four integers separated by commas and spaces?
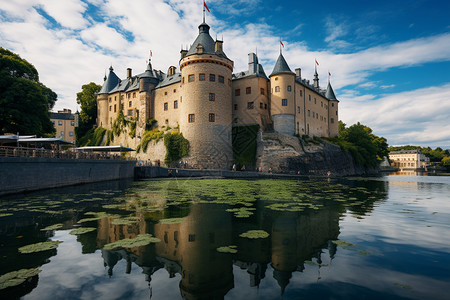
313, 59, 319, 89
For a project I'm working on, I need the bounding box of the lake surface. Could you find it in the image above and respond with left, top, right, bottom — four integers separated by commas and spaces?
0, 175, 449, 300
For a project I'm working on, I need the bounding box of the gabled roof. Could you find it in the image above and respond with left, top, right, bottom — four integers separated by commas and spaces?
156, 73, 181, 89
233, 53, 268, 80
270, 53, 294, 77
325, 82, 338, 101
99, 66, 120, 94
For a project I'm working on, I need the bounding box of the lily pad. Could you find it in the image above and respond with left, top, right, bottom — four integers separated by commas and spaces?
159, 218, 185, 225
239, 230, 270, 239
394, 283, 413, 290
0, 213, 13, 218
111, 217, 140, 225
332, 240, 355, 248
217, 245, 238, 253
18, 240, 63, 254
0, 268, 41, 290
103, 234, 161, 250
40, 224, 63, 231
69, 227, 97, 235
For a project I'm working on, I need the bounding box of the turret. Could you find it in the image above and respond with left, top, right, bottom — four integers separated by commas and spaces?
97, 66, 120, 128
269, 53, 296, 136
326, 82, 339, 137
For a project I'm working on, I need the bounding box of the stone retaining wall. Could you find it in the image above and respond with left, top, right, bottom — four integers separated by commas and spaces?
0, 157, 136, 196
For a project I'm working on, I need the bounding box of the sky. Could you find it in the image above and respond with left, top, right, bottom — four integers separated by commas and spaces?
1, 0, 449, 149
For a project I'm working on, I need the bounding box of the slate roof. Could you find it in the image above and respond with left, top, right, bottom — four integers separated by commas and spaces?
99, 66, 120, 94
270, 53, 295, 77
325, 82, 338, 101
50, 112, 74, 120
156, 73, 181, 89
186, 23, 228, 59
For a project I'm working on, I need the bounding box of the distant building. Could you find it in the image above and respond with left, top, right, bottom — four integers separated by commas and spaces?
50, 109, 78, 143
389, 150, 430, 170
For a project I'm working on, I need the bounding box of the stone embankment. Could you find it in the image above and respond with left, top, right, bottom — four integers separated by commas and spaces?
256, 132, 368, 176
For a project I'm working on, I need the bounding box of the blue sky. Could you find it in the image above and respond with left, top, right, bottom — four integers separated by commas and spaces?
1, 0, 449, 149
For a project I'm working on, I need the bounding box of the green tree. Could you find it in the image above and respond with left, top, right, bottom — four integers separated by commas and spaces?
0, 47, 56, 135
75, 82, 101, 145
442, 156, 450, 166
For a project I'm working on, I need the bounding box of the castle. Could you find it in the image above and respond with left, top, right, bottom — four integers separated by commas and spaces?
97, 21, 339, 169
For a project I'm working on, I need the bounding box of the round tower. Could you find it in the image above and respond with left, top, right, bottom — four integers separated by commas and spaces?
179, 22, 234, 169
97, 66, 120, 129
269, 53, 296, 136
325, 82, 339, 137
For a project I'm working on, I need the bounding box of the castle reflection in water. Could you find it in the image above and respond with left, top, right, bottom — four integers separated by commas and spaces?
96, 201, 341, 299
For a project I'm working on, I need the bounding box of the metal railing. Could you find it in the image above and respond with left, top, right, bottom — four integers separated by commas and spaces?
0, 146, 134, 161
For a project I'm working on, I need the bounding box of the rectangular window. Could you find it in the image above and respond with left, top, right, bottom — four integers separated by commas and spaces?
188, 74, 194, 82
332, 103, 335, 107
127, 94, 130, 99
164, 102, 168, 111
109, 106, 111, 111
71, 121, 75, 126
199, 73, 205, 81
60, 131, 64, 136
128, 109, 133, 116
309, 95, 311, 101
321, 101, 323, 107
331, 118, 334, 123
336, 111, 338, 116
173, 89, 176, 93
234, 104, 238, 110
275, 86, 280, 92
114, 104, 116, 112
58, 120, 62, 126
313, 112, 315, 118
209, 113, 215, 122
287, 85, 292, 91
133, 92, 136, 98
297, 106, 300, 113
246, 87, 251, 94
188, 234, 195, 242
247, 102, 254, 109
51, 121, 55, 125
188, 114, 195, 123
314, 98, 317, 104
300, 90, 303, 97
260, 88, 265, 95
260, 102, 263, 108
282, 99, 287, 106
174, 100, 178, 109
69, 131, 73, 137
209, 93, 215, 101
218, 75, 224, 83
109, 97, 111, 102
129, 101, 132, 107
235, 89, 240, 96
209, 74, 215, 81
264, 104, 267, 109
308, 110, 310, 116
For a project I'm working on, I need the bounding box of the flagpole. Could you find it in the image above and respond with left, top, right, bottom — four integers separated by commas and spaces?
203, 0, 205, 23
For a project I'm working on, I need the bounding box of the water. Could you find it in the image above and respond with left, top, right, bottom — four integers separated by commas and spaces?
0, 176, 449, 300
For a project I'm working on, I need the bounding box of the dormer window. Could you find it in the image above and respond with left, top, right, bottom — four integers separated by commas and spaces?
197, 44, 204, 54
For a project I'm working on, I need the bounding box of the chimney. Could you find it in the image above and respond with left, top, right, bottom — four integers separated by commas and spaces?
295, 68, 301, 79
180, 49, 188, 59
248, 53, 257, 74
215, 40, 223, 53
127, 68, 132, 78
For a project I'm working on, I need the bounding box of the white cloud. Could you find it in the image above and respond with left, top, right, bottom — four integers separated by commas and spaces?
38, 0, 89, 29
341, 83, 450, 147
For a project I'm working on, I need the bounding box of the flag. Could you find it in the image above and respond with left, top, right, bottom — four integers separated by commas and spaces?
329, 71, 331, 76
280, 41, 284, 48
204, 1, 210, 12
150, 50, 152, 57
315, 59, 319, 66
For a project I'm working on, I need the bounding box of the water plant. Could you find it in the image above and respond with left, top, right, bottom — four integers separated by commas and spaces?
40, 224, 63, 231
217, 245, 238, 253
0, 268, 41, 290
69, 227, 97, 235
18, 240, 63, 254
103, 234, 161, 250
239, 230, 269, 239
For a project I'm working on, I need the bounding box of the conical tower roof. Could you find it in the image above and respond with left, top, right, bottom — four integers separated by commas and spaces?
325, 82, 338, 101
98, 66, 120, 94
270, 53, 294, 77
186, 23, 216, 56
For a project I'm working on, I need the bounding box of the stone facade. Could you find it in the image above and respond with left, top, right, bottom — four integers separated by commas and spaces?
96, 21, 339, 169
50, 108, 77, 143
